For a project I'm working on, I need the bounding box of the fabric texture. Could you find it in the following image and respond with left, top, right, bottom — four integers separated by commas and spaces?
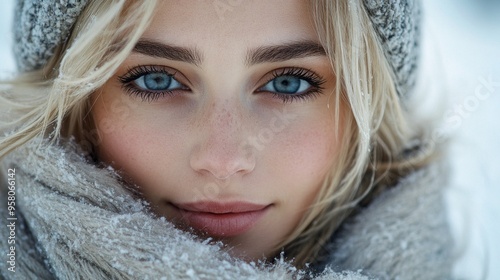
13, 0, 421, 96
0, 139, 453, 279
13, 0, 90, 72
362, 0, 421, 97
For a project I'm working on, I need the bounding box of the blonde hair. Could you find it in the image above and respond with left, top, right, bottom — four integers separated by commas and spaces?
0, 0, 158, 158
0, 0, 433, 268
277, 0, 434, 267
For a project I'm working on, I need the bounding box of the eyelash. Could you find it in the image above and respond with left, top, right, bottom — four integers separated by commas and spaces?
258, 67, 326, 103
118, 65, 185, 102
118, 65, 326, 103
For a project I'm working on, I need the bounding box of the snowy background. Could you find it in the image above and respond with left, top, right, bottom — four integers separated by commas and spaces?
0, 1, 499, 279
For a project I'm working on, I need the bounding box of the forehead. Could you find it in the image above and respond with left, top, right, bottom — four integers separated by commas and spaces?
142, 0, 318, 48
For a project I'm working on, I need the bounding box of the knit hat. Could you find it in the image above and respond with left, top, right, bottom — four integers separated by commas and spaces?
363, 0, 421, 97
14, 0, 89, 72
13, 0, 420, 96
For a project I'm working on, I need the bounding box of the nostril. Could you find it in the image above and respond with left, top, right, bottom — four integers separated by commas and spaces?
210, 170, 237, 181
189, 146, 256, 180
210, 158, 256, 180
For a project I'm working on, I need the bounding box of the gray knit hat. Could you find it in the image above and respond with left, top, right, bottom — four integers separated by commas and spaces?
14, 0, 90, 71
13, 0, 420, 96
363, 0, 421, 96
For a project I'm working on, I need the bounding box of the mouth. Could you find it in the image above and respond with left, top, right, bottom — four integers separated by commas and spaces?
169, 201, 271, 237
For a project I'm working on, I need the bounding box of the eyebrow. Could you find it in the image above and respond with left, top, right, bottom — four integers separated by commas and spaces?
132, 39, 326, 66
246, 41, 326, 65
133, 39, 203, 66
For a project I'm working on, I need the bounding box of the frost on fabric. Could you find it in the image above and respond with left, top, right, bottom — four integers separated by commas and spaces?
326, 165, 452, 279
4, 139, 373, 279
14, 0, 89, 71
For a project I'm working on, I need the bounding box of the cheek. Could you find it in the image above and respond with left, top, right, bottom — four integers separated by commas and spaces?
98, 124, 151, 168
92, 93, 141, 167
275, 118, 337, 179
253, 113, 339, 250
91, 93, 188, 199
267, 113, 339, 206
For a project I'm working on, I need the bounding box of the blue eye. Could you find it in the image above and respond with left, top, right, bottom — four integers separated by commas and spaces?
133, 72, 183, 91
260, 75, 312, 94
119, 65, 189, 102
256, 68, 326, 103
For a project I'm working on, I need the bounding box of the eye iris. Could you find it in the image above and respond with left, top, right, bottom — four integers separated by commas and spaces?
273, 75, 300, 93
144, 73, 171, 90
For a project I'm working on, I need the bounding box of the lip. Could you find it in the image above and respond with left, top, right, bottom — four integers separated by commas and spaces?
170, 201, 270, 237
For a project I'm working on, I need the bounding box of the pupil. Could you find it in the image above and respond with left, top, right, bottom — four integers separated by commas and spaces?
145, 73, 171, 90
274, 76, 300, 93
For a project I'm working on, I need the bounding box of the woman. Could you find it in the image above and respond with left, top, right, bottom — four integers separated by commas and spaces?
0, 0, 453, 279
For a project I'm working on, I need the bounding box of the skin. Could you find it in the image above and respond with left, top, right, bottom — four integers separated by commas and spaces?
92, 0, 342, 260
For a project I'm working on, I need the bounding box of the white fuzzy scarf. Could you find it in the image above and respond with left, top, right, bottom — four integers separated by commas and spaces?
0, 140, 452, 279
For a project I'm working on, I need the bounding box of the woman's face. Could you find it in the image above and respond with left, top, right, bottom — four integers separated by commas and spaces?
92, 0, 341, 260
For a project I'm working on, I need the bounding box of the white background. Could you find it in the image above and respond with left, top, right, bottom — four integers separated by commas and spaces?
1, 1, 499, 279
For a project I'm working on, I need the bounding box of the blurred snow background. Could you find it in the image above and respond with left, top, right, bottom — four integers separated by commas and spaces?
0, 0, 498, 279
419, 0, 500, 279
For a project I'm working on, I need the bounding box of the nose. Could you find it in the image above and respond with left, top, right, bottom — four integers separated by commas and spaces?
189, 101, 256, 180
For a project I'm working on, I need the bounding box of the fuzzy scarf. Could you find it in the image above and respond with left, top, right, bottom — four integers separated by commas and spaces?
0, 140, 452, 279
